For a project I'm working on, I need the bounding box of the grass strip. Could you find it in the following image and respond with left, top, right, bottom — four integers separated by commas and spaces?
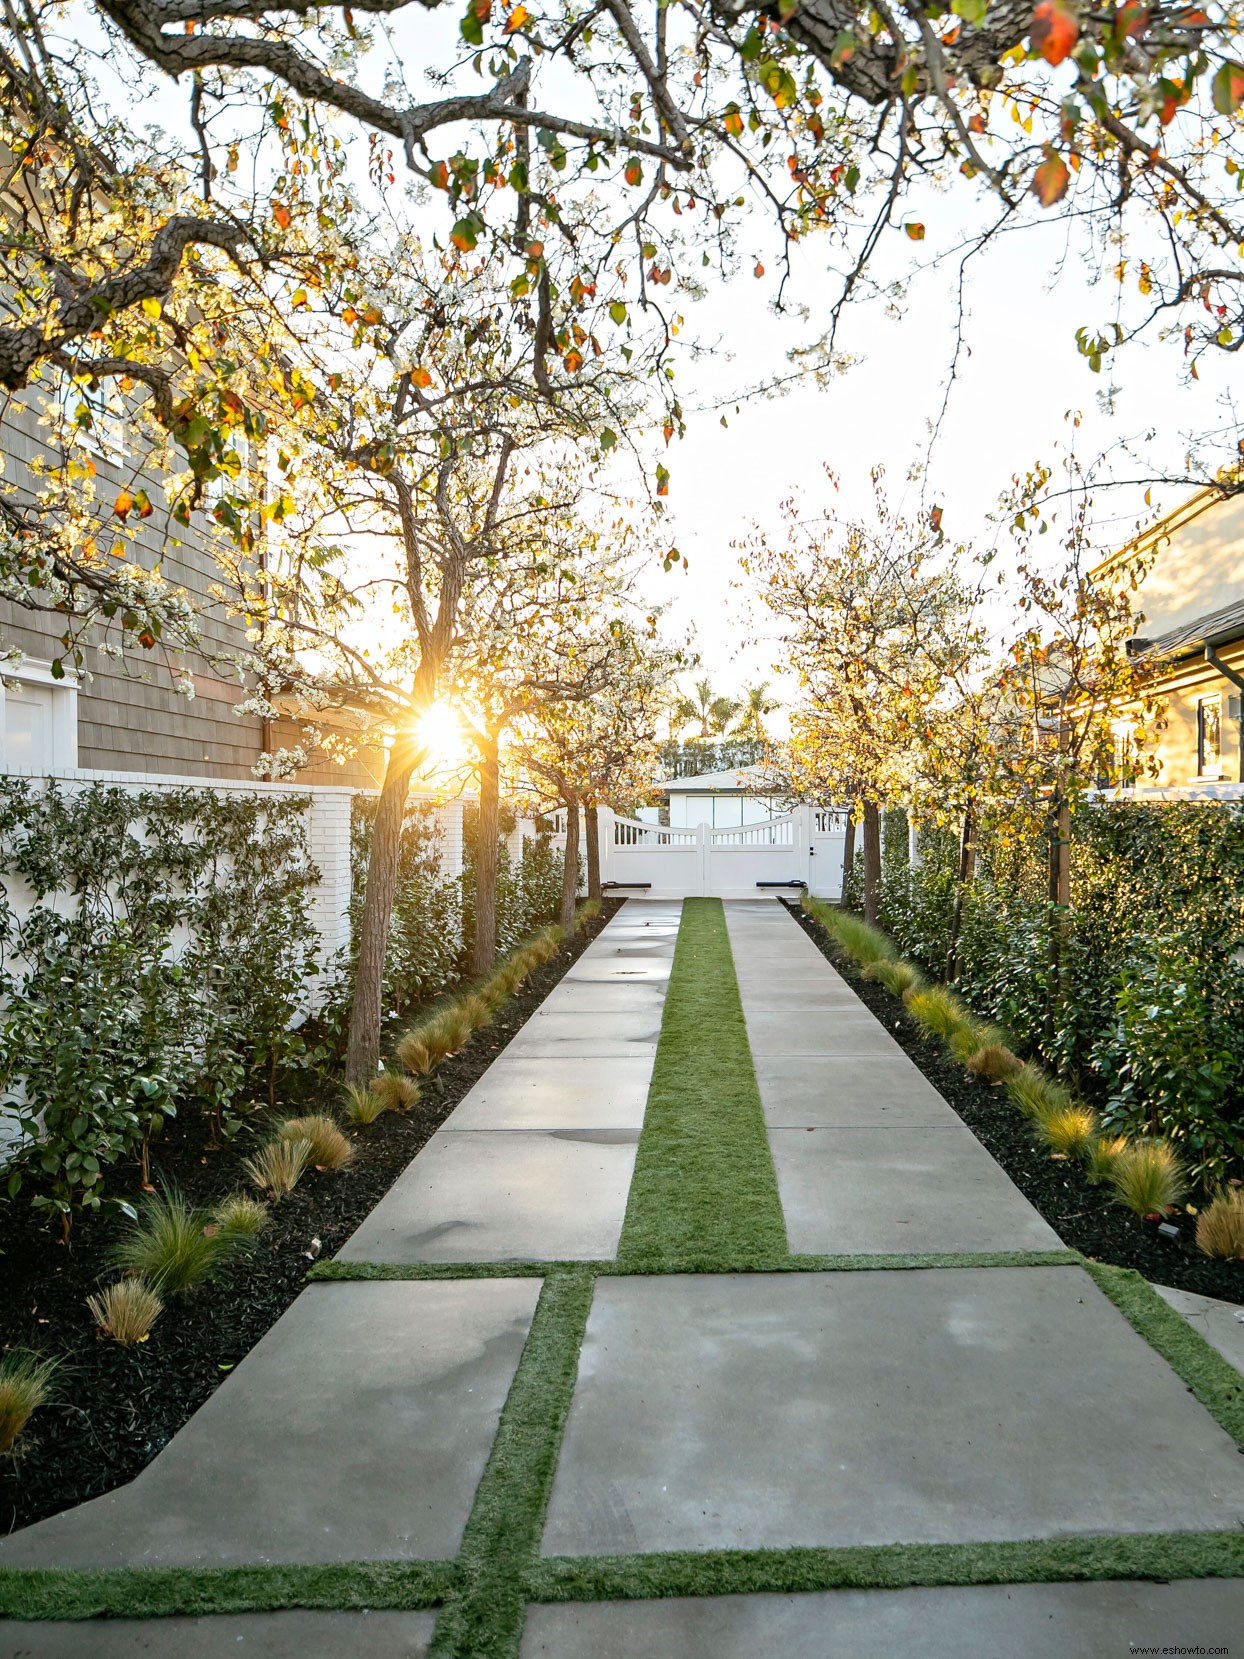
525, 1531, 1244, 1603
0, 1560, 456, 1622
617, 897, 787, 1266
310, 1249, 1083, 1283
1080, 1260, 1244, 1449
428, 1267, 595, 1659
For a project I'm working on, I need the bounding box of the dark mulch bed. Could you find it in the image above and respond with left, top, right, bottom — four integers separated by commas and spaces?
0, 902, 620, 1538
784, 899, 1244, 1305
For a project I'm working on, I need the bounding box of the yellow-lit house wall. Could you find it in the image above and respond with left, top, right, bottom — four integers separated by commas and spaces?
1093, 489, 1244, 788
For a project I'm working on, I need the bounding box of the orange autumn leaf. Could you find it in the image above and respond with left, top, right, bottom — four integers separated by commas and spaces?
905, 222, 925, 241
113, 489, 133, 520
504, 4, 530, 31
1030, 1, 1079, 66
754, 260, 765, 277
563, 349, 584, 373
429, 161, 450, 190
272, 202, 292, 230
624, 159, 643, 186
1031, 152, 1071, 206
411, 367, 433, 388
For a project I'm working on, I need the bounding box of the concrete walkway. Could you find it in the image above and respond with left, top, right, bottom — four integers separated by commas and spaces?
3, 897, 1242, 1656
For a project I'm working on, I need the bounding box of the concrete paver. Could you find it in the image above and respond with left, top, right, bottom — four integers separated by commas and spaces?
520, 1580, 1244, 1658
0, 1281, 539, 1569
769, 1124, 1062, 1253
439, 1055, 653, 1131
503, 1010, 662, 1056
753, 1051, 966, 1127
742, 1006, 907, 1056
1154, 1283, 1244, 1379
336, 1128, 639, 1262
542, 1267, 1244, 1555
0, 1611, 437, 1658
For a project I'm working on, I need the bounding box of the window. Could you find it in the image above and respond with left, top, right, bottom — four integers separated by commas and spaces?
0, 661, 78, 772
1197, 694, 1222, 777
62, 379, 127, 466
1112, 722, 1136, 790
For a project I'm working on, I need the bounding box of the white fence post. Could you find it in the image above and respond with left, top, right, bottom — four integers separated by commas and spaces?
438, 799, 465, 880
305, 788, 354, 983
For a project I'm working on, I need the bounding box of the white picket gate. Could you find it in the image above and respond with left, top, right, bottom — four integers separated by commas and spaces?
597, 805, 847, 901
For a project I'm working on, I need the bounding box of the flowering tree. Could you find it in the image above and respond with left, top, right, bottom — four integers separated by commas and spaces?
743, 471, 981, 921
515, 628, 681, 927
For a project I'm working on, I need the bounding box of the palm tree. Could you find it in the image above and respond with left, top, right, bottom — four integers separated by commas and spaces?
733, 682, 780, 742
674, 676, 741, 739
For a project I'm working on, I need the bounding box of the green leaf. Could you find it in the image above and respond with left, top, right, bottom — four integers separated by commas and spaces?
609, 300, 628, 325
950, 0, 989, 24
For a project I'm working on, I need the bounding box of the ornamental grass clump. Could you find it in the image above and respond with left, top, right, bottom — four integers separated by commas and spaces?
111, 1186, 237, 1294
370, 1071, 421, 1114
1006, 1063, 1073, 1121
0, 1353, 57, 1455
279, 1115, 354, 1172
1196, 1189, 1244, 1260
213, 1193, 269, 1238
965, 1043, 1024, 1084
87, 1278, 163, 1345
243, 1134, 310, 1200
863, 958, 924, 998
1085, 1135, 1130, 1185
1035, 1105, 1099, 1159
903, 984, 974, 1045
812, 904, 896, 969
1109, 1140, 1187, 1217
344, 1082, 387, 1126
948, 1019, 1007, 1063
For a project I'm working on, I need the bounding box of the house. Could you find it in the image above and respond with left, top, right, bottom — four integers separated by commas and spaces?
1093, 488, 1244, 788
652, 764, 785, 828
0, 382, 380, 788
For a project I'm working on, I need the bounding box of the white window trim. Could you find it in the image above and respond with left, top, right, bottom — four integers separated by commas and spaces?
1196, 691, 1224, 782
0, 657, 79, 772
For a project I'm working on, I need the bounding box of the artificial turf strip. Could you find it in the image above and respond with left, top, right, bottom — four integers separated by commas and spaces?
1080, 1259, 1244, 1449
0, 1560, 456, 1622
427, 1267, 595, 1659
616, 897, 788, 1267
309, 1248, 1083, 1282
524, 1531, 1244, 1603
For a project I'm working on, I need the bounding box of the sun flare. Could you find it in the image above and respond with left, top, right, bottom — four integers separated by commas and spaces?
415, 702, 469, 769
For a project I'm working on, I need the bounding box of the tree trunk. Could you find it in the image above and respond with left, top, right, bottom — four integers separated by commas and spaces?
345, 738, 420, 1085
841, 808, 857, 903
472, 727, 500, 977
1044, 792, 1071, 1051
862, 801, 882, 925
584, 801, 601, 900
559, 799, 580, 932
944, 807, 975, 984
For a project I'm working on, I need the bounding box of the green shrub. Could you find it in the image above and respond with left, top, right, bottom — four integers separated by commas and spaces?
243, 1135, 310, 1199
110, 1187, 238, 1293
87, 1278, 164, 1345
1109, 1140, 1188, 1216
279, 1115, 354, 1171
1035, 1105, 1098, 1158
0, 779, 322, 1234
0, 1353, 57, 1454
213, 1193, 270, 1237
